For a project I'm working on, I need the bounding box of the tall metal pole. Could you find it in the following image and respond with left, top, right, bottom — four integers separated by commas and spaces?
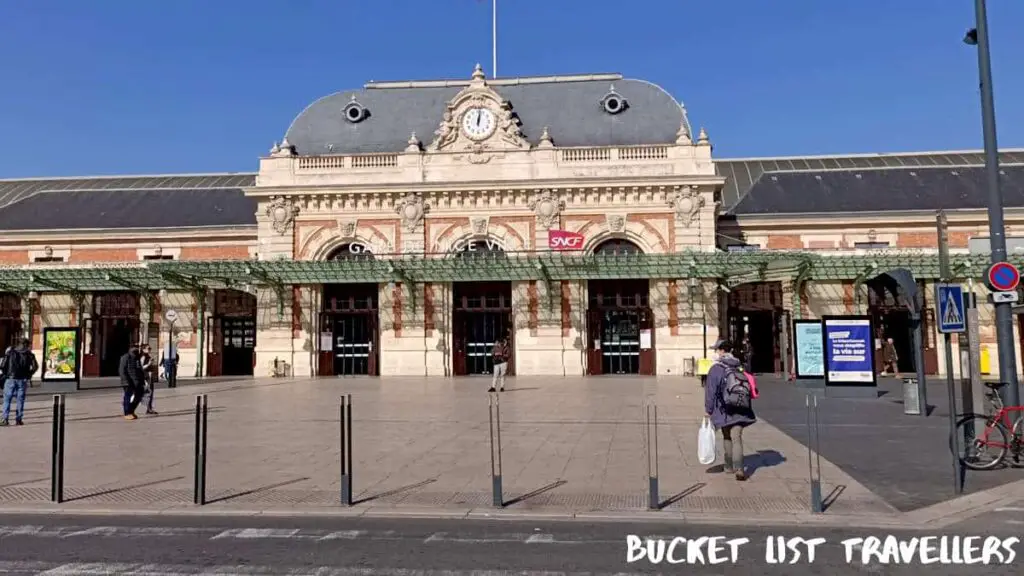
972, 0, 1019, 406
492, 0, 497, 78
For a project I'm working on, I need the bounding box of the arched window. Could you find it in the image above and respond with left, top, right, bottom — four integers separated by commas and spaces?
326, 243, 375, 261
592, 238, 642, 256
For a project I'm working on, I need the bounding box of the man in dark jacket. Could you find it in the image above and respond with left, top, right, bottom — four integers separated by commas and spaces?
704, 339, 756, 481
1, 339, 39, 426
118, 344, 146, 420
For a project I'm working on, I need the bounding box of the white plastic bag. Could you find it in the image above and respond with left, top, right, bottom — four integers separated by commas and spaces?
697, 417, 717, 465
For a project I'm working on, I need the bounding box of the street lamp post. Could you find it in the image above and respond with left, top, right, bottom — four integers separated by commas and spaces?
965, 0, 1020, 407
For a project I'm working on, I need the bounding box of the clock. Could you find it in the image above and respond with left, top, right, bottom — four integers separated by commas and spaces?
461, 107, 496, 140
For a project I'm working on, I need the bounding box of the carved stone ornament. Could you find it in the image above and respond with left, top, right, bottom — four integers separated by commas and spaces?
338, 219, 357, 238
606, 214, 627, 234
528, 190, 565, 230
265, 197, 299, 235
470, 216, 489, 236
426, 64, 530, 153
395, 193, 428, 232
668, 186, 705, 227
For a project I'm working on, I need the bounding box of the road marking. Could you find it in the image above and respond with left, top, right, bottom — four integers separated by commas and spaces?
319, 530, 366, 540
0, 525, 217, 539
995, 507, 1024, 512
0, 563, 647, 576
1006, 520, 1024, 525
525, 533, 554, 543
211, 528, 301, 539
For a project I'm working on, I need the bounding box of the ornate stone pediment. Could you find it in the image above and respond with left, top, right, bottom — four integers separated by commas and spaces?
426, 64, 531, 157
395, 193, 429, 232
265, 197, 299, 235
668, 185, 705, 228
470, 216, 489, 236
529, 190, 565, 230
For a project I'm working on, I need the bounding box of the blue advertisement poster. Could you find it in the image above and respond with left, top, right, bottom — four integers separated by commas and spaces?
822, 316, 876, 384
793, 320, 824, 378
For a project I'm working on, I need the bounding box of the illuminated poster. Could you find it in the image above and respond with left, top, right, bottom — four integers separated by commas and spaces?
793, 320, 824, 378
822, 316, 876, 385
41, 327, 80, 382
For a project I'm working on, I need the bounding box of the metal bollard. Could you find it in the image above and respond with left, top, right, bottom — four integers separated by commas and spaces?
805, 395, 823, 513
644, 403, 660, 510
193, 395, 208, 505
489, 393, 503, 507
50, 395, 65, 503
340, 395, 353, 505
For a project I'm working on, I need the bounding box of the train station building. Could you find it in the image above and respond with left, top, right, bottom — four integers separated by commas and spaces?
1, 65, 1023, 380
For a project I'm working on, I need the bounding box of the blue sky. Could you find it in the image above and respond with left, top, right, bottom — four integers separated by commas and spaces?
1, 0, 1021, 178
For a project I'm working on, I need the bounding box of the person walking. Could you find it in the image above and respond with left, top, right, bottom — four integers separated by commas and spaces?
739, 336, 753, 374
118, 344, 146, 420
489, 334, 510, 393
882, 337, 899, 378
1, 339, 39, 426
140, 344, 158, 415
704, 339, 756, 481
161, 343, 179, 388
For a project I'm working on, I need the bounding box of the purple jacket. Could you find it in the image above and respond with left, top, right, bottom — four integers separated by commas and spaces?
704, 354, 757, 429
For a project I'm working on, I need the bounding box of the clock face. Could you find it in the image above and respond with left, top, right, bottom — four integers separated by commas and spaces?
461, 107, 496, 140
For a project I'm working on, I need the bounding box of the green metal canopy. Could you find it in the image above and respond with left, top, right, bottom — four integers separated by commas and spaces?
0, 251, 1016, 294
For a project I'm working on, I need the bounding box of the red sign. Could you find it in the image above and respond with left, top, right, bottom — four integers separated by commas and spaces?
548, 229, 585, 251
988, 261, 1021, 292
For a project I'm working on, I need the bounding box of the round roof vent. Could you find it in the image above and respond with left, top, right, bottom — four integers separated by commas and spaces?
343, 96, 368, 123
601, 85, 628, 115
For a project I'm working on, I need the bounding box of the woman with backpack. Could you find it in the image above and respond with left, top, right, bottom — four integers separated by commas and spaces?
704, 339, 757, 481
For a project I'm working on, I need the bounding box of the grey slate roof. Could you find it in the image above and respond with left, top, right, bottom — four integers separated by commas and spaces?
717, 149, 1024, 211
0, 173, 256, 209
284, 75, 690, 155
728, 162, 1024, 216
0, 187, 258, 231
0, 173, 257, 231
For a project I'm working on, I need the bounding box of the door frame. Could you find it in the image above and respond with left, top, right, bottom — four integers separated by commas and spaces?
585, 279, 654, 376
451, 282, 514, 376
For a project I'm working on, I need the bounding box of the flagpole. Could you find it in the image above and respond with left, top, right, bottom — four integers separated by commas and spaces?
491, 0, 497, 78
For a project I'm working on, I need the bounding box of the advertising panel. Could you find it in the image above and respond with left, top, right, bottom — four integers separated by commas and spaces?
41, 327, 80, 382
548, 229, 585, 251
793, 319, 824, 378
822, 316, 876, 385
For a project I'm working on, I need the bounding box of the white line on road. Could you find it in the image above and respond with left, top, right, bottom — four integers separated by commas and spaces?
995, 507, 1024, 512
211, 528, 301, 540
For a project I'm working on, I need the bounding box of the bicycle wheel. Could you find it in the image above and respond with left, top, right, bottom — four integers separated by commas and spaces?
953, 414, 1008, 471
1011, 417, 1024, 469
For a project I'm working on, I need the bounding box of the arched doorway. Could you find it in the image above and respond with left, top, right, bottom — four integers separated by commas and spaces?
727, 282, 784, 374
586, 239, 655, 375
83, 292, 141, 377
451, 238, 514, 376
318, 243, 380, 376
207, 289, 257, 377
865, 276, 937, 375
0, 293, 22, 349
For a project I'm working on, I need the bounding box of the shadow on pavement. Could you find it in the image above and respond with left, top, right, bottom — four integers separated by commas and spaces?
504, 479, 567, 506
207, 477, 310, 505
353, 478, 437, 505
65, 476, 186, 503
658, 482, 705, 509
822, 484, 847, 512
744, 449, 786, 479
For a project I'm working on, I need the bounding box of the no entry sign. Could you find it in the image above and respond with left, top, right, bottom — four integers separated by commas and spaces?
988, 261, 1020, 292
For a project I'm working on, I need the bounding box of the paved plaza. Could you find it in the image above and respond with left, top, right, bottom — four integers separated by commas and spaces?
0, 375, 898, 519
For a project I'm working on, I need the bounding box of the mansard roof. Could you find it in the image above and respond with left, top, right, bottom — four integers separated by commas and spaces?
283, 69, 692, 155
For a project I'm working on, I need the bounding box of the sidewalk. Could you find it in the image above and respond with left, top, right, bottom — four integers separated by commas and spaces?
1, 375, 901, 525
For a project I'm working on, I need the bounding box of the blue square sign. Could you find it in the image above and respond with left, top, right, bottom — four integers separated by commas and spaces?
936, 283, 966, 334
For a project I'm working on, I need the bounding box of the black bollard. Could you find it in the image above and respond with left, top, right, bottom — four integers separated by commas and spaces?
193, 395, 208, 505
645, 404, 659, 510
806, 395, 823, 513
50, 395, 65, 503
340, 395, 353, 505
489, 393, 503, 507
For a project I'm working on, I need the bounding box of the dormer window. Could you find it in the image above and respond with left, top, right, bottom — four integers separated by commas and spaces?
601, 85, 628, 115
343, 95, 368, 123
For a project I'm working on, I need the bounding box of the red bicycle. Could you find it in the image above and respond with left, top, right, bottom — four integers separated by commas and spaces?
953, 382, 1024, 470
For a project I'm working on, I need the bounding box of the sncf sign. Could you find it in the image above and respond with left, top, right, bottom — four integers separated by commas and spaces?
548, 229, 585, 251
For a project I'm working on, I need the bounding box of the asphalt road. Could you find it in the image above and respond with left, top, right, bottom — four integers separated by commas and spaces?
0, 514, 1020, 575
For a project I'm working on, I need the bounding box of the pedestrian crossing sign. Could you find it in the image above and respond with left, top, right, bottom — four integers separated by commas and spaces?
936, 283, 966, 334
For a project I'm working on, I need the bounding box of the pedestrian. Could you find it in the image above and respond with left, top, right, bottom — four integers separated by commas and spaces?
704, 339, 756, 481
882, 337, 899, 378
1, 339, 39, 426
740, 336, 753, 374
118, 343, 146, 420
489, 333, 510, 393
161, 343, 179, 389
140, 344, 158, 415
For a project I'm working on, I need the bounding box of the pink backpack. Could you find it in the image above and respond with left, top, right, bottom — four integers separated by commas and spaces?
745, 371, 759, 399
